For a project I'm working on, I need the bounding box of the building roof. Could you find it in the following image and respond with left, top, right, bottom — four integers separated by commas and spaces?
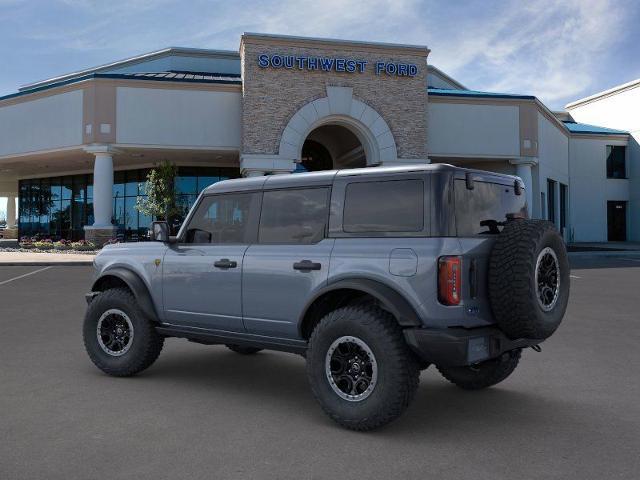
562, 121, 628, 135
118, 71, 241, 82
19, 47, 240, 92
428, 87, 535, 100
0, 71, 241, 103
427, 66, 466, 90
565, 78, 640, 109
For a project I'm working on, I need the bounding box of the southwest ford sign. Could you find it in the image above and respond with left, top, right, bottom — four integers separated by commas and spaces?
257, 54, 418, 77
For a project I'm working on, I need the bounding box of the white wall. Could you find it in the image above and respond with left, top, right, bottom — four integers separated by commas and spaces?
116, 87, 242, 148
427, 102, 520, 157
536, 112, 569, 226
0, 90, 83, 156
568, 137, 629, 242
568, 85, 639, 241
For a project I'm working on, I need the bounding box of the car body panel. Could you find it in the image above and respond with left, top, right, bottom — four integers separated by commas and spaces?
162, 244, 249, 331
242, 238, 335, 338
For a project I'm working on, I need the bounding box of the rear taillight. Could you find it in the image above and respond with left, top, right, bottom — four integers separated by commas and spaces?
438, 256, 462, 306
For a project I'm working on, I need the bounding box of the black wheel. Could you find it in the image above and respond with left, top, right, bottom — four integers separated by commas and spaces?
226, 344, 262, 355
306, 304, 419, 431
489, 220, 570, 340
437, 349, 521, 390
83, 288, 164, 377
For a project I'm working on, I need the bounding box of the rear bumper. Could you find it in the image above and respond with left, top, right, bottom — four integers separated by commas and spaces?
403, 326, 540, 367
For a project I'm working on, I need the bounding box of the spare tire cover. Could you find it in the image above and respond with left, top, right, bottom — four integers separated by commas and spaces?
488, 219, 570, 340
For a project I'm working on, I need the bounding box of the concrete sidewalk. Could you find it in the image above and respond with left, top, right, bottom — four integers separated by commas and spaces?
568, 242, 640, 252
0, 251, 95, 266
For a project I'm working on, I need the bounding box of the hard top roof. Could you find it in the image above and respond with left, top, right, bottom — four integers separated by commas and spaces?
203, 164, 521, 194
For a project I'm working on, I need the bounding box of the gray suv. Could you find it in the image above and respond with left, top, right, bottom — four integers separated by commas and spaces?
83, 164, 569, 430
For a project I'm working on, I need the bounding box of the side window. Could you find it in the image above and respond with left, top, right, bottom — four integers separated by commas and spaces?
184, 193, 259, 244
259, 188, 330, 244
343, 180, 424, 233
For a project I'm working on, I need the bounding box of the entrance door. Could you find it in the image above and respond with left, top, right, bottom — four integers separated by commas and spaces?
607, 201, 627, 241
162, 192, 260, 331
242, 187, 333, 339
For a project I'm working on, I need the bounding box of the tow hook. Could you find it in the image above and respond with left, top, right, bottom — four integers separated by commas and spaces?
530, 344, 542, 353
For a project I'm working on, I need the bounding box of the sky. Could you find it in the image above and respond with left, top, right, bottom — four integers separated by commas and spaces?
0, 0, 639, 216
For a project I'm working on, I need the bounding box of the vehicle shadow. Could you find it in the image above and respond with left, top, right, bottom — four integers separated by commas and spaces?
120, 343, 598, 436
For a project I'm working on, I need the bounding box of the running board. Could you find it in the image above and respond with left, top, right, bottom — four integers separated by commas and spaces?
155, 325, 308, 355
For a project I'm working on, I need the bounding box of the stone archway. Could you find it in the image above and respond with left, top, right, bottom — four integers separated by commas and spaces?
278, 86, 398, 168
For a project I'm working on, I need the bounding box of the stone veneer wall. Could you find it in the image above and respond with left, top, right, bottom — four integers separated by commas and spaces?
241, 37, 429, 160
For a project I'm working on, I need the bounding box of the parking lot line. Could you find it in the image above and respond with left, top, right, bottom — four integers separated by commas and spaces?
0, 266, 52, 286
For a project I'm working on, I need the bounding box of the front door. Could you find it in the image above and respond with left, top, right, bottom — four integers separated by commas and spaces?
242, 187, 333, 339
607, 201, 627, 241
162, 192, 260, 331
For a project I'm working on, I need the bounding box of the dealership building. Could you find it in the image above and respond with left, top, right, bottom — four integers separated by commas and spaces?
0, 33, 637, 244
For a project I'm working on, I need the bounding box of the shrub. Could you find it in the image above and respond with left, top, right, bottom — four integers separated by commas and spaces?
71, 240, 97, 251
54, 240, 73, 250
33, 239, 54, 250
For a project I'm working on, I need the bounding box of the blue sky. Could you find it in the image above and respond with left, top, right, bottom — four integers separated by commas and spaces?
1, 0, 639, 108
1, 0, 639, 218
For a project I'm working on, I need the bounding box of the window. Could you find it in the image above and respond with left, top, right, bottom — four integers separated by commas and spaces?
455, 180, 527, 236
560, 183, 568, 231
184, 193, 259, 244
17, 167, 240, 241
343, 180, 424, 233
259, 188, 330, 244
547, 179, 556, 225
606, 145, 626, 179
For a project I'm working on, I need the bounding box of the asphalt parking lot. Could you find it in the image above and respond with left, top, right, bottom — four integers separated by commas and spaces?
1, 255, 639, 480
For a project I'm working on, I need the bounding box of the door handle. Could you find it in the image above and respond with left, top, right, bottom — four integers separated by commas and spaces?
293, 260, 321, 271
214, 258, 237, 269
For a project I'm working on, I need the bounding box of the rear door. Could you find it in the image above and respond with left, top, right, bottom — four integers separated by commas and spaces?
242, 187, 333, 338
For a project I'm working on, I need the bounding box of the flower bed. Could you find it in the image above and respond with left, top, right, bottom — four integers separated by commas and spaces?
9, 236, 99, 254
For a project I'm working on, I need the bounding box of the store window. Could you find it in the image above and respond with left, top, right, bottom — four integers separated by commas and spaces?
18, 167, 239, 241
606, 146, 626, 179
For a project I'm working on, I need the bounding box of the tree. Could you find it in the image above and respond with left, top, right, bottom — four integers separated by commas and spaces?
135, 161, 180, 224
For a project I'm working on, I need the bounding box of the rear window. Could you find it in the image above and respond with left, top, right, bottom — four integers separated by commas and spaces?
343, 179, 424, 233
455, 180, 527, 235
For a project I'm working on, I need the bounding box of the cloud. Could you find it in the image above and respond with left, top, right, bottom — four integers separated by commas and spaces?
1, 0, 636, 108
425, 0, 633, 107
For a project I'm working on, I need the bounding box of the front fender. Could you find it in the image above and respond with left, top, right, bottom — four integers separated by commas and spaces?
91, 267, 159, 322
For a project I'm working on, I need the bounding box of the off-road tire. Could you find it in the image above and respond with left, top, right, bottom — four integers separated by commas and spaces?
306, 304, 420, 431
437, 349, 521, 390
83, 288, 164, 376
489, 219, 569, 340
226, 344, 262, 355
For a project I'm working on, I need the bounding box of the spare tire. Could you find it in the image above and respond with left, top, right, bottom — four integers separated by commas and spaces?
488, 219, 569, 340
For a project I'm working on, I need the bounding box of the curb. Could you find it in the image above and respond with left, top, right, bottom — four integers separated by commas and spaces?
568, 250, 640, 257
0, 261, 93, 266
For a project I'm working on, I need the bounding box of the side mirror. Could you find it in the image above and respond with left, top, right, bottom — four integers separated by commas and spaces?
149, 221, 170, 242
